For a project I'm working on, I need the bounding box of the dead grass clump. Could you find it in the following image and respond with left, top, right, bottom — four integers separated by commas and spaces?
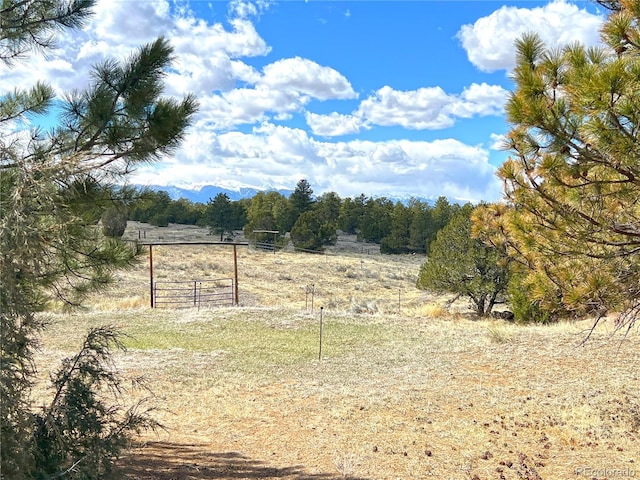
333, 452, 359, 478
349, 299, 380, 315
322, 297, 345, 311
344, 269, 358, 279
417, 302, 448, 318
486, 321, 515, 344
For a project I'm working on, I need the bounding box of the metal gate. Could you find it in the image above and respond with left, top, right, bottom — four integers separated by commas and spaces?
153, 278, 234, 308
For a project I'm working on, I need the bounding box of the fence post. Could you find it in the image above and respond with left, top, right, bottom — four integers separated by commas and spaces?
149, 245, 154, 308
193, 281, 197, 307
233, 244, 239, 305
318, 307, 324, 361
311, 284, 315, 313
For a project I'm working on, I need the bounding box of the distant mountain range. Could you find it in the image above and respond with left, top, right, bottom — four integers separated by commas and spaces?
141, 184, 445, 206
140, 184, 293, 203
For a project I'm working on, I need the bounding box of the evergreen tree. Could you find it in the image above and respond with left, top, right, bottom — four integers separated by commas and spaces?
206, 193, 234, 240
145, 191, 172, 226
315, 191, 342, 226
407, 199, 432, 254
290, 210, 337, 252
338, 194, 367, 234
358, 197, 393, 243
166, 198, 201, 225
230, 198, 248, 230
0, 1, 197, 475
426, 196, 458, 254
418, 205, 510, 316
243, 191, 290, 247
289, 179, 315, 220
381, 202, 412, 254
476, 1, 640, 325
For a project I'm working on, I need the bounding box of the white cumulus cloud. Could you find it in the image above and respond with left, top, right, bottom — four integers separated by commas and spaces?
129, 124, 503, 202
260, 57, 357, 100
457, 0, 604, 72
357, 85, 455, 130
306, 83, 508, 136
305, 112, 363, 136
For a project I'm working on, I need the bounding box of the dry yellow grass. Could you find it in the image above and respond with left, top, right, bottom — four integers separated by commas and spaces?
33, 223, 640, 480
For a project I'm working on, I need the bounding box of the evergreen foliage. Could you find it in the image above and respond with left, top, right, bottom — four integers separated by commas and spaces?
0, 0, 94, 63
380, 202, 412, 254
243, 191, 291, 247
338, 194, 367, 234
314, 191, 341, 226
290, 210, 337, 252
206, 193, 235, 240
406, 199, 432, 253
0, 1, 196, 476
507, 269, 555, 324
32, 328, 159, 479
417, 205, 510, 316
425, 197, 459, 254
123, 182, 461, 256
358, 197, 393, 243
289, 179, 315, 220
475, 0, 640, 326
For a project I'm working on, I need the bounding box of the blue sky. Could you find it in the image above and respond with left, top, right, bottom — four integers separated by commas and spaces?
3, 0, 607, 202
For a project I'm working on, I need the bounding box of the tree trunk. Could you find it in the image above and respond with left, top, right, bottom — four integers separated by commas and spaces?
474, 295, 487, 316
486, 292, 498, 316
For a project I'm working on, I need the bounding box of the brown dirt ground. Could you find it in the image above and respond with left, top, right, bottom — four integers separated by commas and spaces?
112, 326, 639, 480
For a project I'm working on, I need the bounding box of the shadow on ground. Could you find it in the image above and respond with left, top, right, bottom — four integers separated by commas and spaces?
120, 441, 369, 480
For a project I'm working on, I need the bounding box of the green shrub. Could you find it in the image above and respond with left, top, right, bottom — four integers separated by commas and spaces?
507, 275, 555, 324
291, 210, 337, 252
101, 207, 128, 238
149, 213, 169, 227
417, 204, 510, 316
31, 327, 158, 479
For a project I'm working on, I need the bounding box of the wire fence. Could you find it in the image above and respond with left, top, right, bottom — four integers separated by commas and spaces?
153, 278, 234, 309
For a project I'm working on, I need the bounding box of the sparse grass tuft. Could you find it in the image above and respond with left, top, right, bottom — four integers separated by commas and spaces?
418, 302, 448, 318
349, 298, 379, 315
333, 452, 358, 478
486, 321, 514, 343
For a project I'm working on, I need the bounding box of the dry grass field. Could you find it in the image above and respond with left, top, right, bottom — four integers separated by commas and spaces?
33, 222, 640, 479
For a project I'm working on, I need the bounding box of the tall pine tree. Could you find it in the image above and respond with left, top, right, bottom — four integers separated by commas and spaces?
1, 1, 197, 476
476, 1, 640, 326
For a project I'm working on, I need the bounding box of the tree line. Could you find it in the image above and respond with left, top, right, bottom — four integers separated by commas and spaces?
123, 179, 462, 254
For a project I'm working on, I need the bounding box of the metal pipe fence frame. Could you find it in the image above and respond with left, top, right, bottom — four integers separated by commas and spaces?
153, 278, 235, 309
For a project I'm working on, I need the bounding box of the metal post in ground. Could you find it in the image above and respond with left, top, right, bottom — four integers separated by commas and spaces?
233, 244, 239, 305
149, 245, 154, 308
193, 281, 197, 307
318, 306, 324, 361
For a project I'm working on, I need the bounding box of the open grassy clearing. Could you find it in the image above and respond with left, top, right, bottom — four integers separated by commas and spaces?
34, 223, 640, 479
